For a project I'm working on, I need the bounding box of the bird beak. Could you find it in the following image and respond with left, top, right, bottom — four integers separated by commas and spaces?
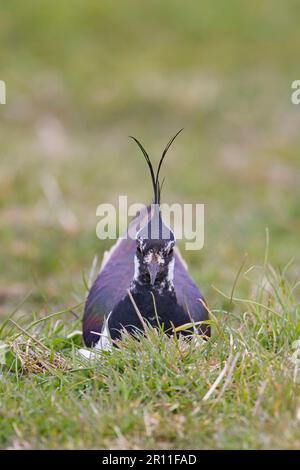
147, 262, 160, 286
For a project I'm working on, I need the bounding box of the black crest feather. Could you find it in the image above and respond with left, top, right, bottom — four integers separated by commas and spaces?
130, 129, 183, 204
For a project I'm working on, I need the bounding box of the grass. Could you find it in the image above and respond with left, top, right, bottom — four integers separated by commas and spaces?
1, 253, 300, 449
1, 0, 300, 449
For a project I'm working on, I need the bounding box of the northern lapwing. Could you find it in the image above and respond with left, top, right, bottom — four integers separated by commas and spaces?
81, 131, 210, 356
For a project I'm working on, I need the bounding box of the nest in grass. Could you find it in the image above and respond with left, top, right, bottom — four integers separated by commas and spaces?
9, 335, 69, 374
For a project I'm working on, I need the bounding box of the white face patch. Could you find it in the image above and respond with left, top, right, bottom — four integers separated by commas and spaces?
167, 258, 175, 285
133, 255, 140, 281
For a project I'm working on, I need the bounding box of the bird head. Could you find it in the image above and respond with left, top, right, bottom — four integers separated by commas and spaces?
135, 206, 175, 286
130, 130, 183, 288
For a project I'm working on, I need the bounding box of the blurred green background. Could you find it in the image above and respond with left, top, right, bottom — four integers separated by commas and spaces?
1, 0, 300, 318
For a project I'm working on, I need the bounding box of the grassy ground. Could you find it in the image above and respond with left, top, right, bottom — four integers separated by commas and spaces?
1, 0, 300, 449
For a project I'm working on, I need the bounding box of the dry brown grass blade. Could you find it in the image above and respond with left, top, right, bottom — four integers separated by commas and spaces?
8, 320, 69, 374
10, 337, 68, 374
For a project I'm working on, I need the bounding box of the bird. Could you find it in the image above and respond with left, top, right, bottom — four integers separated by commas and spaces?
81, 130, 210, 357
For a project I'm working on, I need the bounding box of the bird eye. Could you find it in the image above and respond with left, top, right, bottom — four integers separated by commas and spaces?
137, 246, 142, 254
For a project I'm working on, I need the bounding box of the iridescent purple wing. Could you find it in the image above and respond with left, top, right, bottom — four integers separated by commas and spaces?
173, 249, 210, 336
